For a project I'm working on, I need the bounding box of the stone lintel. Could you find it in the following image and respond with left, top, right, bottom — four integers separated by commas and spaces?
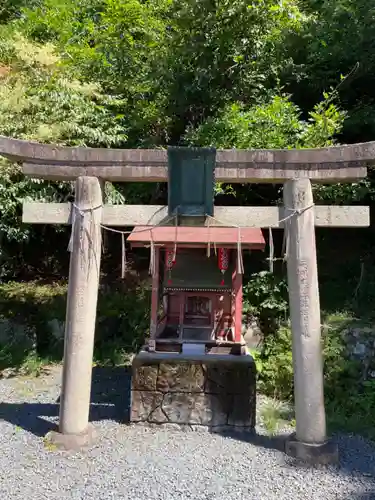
22, 203, 371, 228
0, 136, 371, 182
22, 162, 367, 183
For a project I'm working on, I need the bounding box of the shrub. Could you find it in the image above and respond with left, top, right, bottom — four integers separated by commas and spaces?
253, 308, 375, 438
253, 323, 294, 400
243, 270, 289, 336
0, 280, 150, 373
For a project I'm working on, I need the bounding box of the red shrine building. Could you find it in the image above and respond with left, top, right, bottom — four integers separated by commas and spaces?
127, 147, 266, 356
128, 227, 265, 353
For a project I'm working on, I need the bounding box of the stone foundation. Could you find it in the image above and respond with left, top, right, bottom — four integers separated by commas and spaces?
131, 353, 256, 431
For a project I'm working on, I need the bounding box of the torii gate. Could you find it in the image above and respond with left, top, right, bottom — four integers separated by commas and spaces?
0, 135, 372, 463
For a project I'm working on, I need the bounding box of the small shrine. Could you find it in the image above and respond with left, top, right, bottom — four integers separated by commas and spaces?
128, 227, 265, 354
128, 147, 264, 430
127, 147, 265, 358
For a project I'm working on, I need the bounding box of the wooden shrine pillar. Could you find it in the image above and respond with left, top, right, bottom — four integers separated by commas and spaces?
47, 176, 102, 449
150, 246, 160, 339
232, 251, 243, 343
283, 178, 338, 464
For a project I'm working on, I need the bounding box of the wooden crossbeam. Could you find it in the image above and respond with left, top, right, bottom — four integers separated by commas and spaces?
22, 203, 370, 228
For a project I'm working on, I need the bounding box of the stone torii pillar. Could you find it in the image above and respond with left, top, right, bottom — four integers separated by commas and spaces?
283, 178, 337, 464
47, 176, 103, 450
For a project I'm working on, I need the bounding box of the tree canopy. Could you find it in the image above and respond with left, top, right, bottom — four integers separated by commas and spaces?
0, 0, 374, 278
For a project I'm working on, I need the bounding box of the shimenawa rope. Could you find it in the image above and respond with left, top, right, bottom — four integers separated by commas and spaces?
68, 202, 315, 278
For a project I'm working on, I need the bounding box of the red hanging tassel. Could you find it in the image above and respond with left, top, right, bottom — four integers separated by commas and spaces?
218, 248, 229, 286
166, 249, 176, 286
166, 249, 174, 269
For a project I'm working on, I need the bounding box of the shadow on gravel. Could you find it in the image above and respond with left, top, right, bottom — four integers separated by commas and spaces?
0, 402, 59, 436
89, 366, 132, 422
0, 366, 131, 437
219, 430, 375, 480
216, 429, 287, 453
340, 492, 375, 500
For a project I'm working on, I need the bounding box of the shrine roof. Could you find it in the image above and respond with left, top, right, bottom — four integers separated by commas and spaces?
127, 226, 265, 249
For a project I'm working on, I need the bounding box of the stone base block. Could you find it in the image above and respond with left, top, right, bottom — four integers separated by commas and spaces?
285, 434, 339, 465
131, 353, 256, 430
45, 424, 97, 451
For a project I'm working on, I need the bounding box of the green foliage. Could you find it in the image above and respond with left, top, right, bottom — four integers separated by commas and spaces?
256, 324, 294, 400
186, 97, 303, 149
185, 92, 345, 149
17, 0, 171, 146
321, 313, 375, 438
162, 0, 305, 138
0, 34, 128, 146
313, 179, 373, 204
95, 283, 150, 365
243, 271, 289, 334
185, 91, 346, 206
0, 281, 150, 372
0, 161, 71, 278
0, 0, 42, 24
0, 34, 147, 277
328, 380, 375, 439
0, 281, 66, 371
287, 0, 375, 143
252, 308, 375, 439
255, 312, 355, 403
260, 399, 294, 434
13, 0, 309, 144
322, 312, 362, 402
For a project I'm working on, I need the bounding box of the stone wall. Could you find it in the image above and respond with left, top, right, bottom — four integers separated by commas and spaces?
131, 357, 256, 431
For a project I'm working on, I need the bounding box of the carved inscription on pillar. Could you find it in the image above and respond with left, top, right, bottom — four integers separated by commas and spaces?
296, 190, 306, 206
298, 260, 311, 338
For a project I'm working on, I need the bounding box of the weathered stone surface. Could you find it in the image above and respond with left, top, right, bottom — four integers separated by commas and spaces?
161, 393, 228, 426
156, 363, 204, 393
285, 434, 339, 465
23, 203, 371, 228
1, 135, 370, 182
205, 363, 256, 395
284, 179, 326, 445
132, 365, 158, 391
162, 393, 201, 424
0, 319, 36, 349
48, 318, 65, 341
131, 357, 256, 430
131, 390, 164, 422
45, 424, 97, 452
149, 405, 169, 424
228, 393, 256, 428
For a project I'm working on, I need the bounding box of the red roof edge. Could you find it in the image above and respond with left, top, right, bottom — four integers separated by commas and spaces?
127, 226, 265, 250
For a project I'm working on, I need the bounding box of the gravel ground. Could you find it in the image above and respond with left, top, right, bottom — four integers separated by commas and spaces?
0, 366, 375, 500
